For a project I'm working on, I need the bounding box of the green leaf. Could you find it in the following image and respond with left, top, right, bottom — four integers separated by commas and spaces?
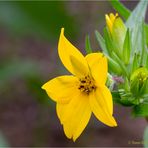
85, 35, 92, 54
130, 78, 140, 96
95, 30, 108, 55
123, 29, 131, 65
131, 22, 142, 56
140, 79, 148, 95
103, 27, 114, 56
112, 91, 122, 104
132, 103, 148, 117
118, 89, 136, 106
126, 0, 148, 28
146, 55, 148, 69
140, 20, 147, 66
131, 53, 139, 74
109, 0, 130, 20
126, 1, 148, 56
107, 56, 122, 75
144, 126, 148, 148
145, 25, 148, 45
112, 52, 129, 77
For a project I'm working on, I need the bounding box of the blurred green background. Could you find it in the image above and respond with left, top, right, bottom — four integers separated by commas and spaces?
0, 1, 147, 147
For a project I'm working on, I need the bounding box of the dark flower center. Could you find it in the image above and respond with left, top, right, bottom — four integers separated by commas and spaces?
78, 75, 96, 95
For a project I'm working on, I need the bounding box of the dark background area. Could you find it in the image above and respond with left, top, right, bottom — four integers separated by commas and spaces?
0, 1, 147, 147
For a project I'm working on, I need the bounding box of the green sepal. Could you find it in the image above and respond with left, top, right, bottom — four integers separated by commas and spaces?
107, 56, 122, 75
146, 55, 148, 69
131, 53, 139, 74
123, 29, 131, 65
112, 17, 126, 57
140, 77, 148, 95
112, 52, 129, 77
112, 91, 122, 105
132, 103, 148, 117
124, 77, 130, 92
103, 27, 114, 57
140, 20, 147, 66
95, 30, 108, 55
118, 89, 136, 106
130, 77, 140, 96
85, 35, 92, 54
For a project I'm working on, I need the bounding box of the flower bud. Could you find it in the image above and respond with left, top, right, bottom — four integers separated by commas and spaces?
105, 13, 127, 58
130, 67, 148, 96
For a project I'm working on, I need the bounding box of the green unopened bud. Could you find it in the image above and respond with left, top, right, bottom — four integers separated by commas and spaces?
130, 67, 148, 96
105, 13, 127, 58
112, 17, 127, 51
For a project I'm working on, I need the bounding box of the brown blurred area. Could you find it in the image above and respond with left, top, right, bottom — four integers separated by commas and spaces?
0, 1, 147, 147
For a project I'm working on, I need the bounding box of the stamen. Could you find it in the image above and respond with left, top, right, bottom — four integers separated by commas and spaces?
78, 75, 96, 95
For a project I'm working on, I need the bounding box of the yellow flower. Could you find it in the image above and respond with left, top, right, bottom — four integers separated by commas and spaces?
42, 28, 117, 141
105, 13, 118, 33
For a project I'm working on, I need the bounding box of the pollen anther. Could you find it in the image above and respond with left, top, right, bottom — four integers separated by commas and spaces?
78, 75, 96, 94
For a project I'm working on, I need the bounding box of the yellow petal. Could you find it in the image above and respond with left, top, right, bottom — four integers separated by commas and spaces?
105, 13, 118, 33
89, 87, 117, 127
42, 75, 79, 103
110, 13, 118, 23
85, 53, 107, 85
58, 28, 89, 77
105, 14, 112, 33
56, 92, 91, 141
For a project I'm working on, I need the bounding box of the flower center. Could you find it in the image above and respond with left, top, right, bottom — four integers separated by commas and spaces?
78, 75, 96, 95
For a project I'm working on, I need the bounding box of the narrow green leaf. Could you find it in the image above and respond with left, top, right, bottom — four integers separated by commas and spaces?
144, 126, 148, 148
107, 56, 122, 75
140, 79, 148, 95
103, 27, 114, 56
95, 30, 108, 55
85, 35, 92, 54
131, 22, 141, 56
131, 53, 139, 74
118, 89, 135, 106
130, 78, 140, 96
124, 77, 130, 92
140, 20, 147, 66
132, 104, 148, 117
112, 91, 122, 104
146, 55, 148, 69
126, 0, 148, 28
145, 25, 148, 45
112, 52, 129, 77
126, 1, 148, 56
109, 0, 130, 20
123, 29, 131, 65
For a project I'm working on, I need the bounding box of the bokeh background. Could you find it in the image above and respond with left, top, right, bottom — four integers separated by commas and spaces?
0, 1, 147, 147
